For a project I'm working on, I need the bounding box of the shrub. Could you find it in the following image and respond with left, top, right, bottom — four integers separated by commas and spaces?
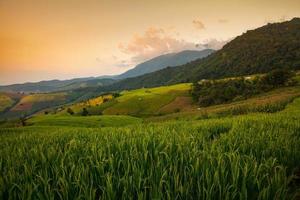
112, 93, 121, 98
174, 108, 180, 113
81, 108, 89, 116
67, 108, 74, 115
191, 70, 295, 107
103, 98, 109, 103
260, 69, 294, 87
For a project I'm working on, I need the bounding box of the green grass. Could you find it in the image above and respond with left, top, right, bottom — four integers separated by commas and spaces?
0, 93, 15, 112
0, 98, 300, 199
103, 83, 191, 117
27, 115, 142, 128
41, 83, 191, 118
148, 85, 300, 122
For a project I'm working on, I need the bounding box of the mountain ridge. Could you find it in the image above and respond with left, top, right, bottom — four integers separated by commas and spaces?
116, 49, 214, 79
95, 18, 300, 92
0, 49, 214, 93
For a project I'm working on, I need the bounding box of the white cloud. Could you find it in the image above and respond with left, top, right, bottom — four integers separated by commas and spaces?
118, 27, 196, 63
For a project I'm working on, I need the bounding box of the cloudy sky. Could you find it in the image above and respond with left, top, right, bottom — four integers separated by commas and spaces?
0, 0, 299, 85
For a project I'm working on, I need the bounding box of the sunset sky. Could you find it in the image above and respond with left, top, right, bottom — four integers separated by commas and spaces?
0, 0, 299, 85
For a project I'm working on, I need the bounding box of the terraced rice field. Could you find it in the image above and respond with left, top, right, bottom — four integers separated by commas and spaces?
0, 98, 300, 199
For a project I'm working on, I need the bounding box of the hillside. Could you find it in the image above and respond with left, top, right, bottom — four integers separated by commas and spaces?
0, 94, 16, 112
32, 71, 300, 121
0, 89, 91, 119
117, 49, 214, 79
0, 49, 213, 93
0, 77, 115, 93
97, 18, 300, 91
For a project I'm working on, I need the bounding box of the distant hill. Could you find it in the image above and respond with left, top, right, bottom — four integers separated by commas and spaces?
98, 18, 300, 91
0, 49, 213, 93
117, 49, 215, 79
0, 78, 116, 93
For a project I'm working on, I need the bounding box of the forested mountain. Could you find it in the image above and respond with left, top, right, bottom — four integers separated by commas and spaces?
97, 18, 300, 91
117, 49, 214, 79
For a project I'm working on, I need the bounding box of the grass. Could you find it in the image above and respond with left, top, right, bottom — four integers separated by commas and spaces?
26, 115, 142, 128
11, 93, 67, 112
0, 93, 14, 112
0, 98, 300, 199
102, 83, 191, 117
148, 85, 300, 122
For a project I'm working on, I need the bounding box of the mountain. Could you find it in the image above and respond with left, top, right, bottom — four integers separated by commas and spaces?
0, 78, 116, 93
0, 49, 213, 93
97, 18, 300, 91
117, 49, 215, 79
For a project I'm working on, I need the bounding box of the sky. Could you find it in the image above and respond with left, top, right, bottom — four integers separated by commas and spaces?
0, 0, 300, 85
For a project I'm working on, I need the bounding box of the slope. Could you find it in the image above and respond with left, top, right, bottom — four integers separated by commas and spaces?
97, 18, 300, 92
117, 49, 214, 79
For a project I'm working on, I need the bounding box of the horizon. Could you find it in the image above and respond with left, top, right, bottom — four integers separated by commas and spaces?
1, 0, 300, 85
0, 48, 212, 86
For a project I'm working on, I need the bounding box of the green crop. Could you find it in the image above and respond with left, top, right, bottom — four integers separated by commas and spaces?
0, 99, 300, 199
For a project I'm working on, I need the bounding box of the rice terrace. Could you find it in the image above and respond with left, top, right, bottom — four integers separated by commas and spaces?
1, 1, 300, 199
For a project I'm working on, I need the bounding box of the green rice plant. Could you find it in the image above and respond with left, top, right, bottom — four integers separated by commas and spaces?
0, 98, 300, 199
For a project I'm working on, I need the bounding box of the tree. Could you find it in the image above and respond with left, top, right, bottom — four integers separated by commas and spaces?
81, 108, 89, 116
112, 93, 121, 98
19, 115, 27, 126
191, 81, 201, 101
261, 69, 293, 86
67, 108, 74, 115
103, 98, 109, 103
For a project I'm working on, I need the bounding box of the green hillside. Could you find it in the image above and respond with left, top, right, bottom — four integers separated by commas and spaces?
28, 71, 298, 123
0, 93, 15, 112
0, 91, 83, 119
1, 97, 300, 199
97, 18, 300, 91
103, 84, 190, 117
41, 83, 191, 118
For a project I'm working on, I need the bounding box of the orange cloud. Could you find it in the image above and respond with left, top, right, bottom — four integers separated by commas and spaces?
192, 20, 205, 30
119, 27, 195, 63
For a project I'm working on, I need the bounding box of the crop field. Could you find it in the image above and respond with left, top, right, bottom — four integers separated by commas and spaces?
149, 85, 300, 122
27, 115, 142, 128
0, 94, 15, 112
54, 94, 114, 116
11, 93, 67, 112
102, 83, 191, 116
0, 97, 300, 199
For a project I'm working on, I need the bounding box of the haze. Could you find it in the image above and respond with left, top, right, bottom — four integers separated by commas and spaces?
0, 0, 299, 85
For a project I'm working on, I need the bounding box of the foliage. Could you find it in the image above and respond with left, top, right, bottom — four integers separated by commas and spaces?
81, 108, 89, 116
191, 70, 295, 107
67, 108, 74, 115
0, 98, 300, 199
